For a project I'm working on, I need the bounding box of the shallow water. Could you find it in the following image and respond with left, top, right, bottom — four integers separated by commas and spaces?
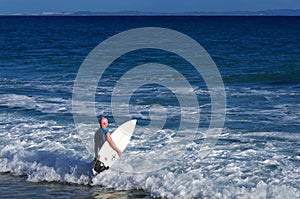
0, 173, 152, 198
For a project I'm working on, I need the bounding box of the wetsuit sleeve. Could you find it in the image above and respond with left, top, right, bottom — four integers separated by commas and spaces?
102, 128, 109, 135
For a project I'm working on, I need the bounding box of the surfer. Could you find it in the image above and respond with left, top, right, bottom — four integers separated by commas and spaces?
93, 117, 122, 162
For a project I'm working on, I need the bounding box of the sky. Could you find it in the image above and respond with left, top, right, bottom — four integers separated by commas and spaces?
0, 0, 300, 14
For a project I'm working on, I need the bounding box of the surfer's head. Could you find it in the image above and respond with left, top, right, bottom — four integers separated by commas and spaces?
99, 117, 108, 128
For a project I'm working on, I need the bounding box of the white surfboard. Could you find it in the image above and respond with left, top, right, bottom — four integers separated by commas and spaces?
93, 119, 136, 174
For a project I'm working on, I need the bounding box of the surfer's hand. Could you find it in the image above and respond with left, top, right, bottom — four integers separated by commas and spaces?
92, 158, 97, 163
117, 151, 122, 157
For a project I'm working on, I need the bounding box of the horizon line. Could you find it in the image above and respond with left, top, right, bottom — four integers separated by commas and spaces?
1, 9, 300, 16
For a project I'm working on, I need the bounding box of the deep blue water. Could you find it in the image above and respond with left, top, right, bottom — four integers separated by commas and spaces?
0, 16, 300, 198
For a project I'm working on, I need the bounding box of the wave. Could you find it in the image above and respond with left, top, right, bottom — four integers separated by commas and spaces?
1, 146, 299, 198
0, 147, 91, 184
1, 101, 299, 198
1, 125, 300, 198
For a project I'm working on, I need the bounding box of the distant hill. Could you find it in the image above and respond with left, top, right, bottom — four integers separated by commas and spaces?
73, 9, 300, 16
2, 9, 300, 16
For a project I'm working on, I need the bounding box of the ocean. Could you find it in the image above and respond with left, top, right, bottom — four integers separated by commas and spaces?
0, 16, 299, 198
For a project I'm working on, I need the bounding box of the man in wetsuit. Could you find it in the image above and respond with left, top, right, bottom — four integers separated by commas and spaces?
94, 117, 122, 162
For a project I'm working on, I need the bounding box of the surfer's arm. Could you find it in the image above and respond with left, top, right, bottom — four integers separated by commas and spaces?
106, 133, 122, 157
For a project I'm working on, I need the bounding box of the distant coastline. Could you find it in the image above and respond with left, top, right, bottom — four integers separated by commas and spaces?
1, 9, 300, 16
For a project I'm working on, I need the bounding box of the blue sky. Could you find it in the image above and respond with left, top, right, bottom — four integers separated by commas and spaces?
1, 0, 300, 14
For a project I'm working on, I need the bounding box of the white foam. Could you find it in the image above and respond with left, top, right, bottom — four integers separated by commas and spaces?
1, 123, 300, 199
0, 94, 71, 114
89, 166, 300, 198
1, 98, 300, 198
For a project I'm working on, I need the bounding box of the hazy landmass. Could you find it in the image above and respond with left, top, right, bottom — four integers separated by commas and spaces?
1, 9, 300, 16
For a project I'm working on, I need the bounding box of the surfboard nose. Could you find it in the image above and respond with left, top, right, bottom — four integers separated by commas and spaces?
132, 119, 137, 125
120, 119, 137, 136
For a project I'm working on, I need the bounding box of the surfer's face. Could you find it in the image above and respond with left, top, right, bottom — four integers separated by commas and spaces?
100, 118, 108, 128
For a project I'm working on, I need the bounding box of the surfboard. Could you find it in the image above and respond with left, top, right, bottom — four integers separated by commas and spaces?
93, 119, 137, 175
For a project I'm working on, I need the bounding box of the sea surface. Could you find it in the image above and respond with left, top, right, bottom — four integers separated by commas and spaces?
0, 16, 300, 198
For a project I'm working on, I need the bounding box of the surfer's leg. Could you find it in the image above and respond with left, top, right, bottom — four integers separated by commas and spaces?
94, 160, 110, 174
